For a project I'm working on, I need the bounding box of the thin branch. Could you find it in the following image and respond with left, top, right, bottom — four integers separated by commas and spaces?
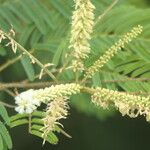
0, 55, 22, 72
4, 89, 16, 97
2, 31, 58, 83
0, 82, 55, 90
21, 72, 47, 83
82, 75, 150, 85
28, 114, 32, 133
82, 86, 150, 96
95, 0, 119, 25
60, 129, 72, 138
0, 77, 149, 90
0, 50, 35, 73
100, 77, 150, 83
127, 91, 150, 96
0, 101, 16, 108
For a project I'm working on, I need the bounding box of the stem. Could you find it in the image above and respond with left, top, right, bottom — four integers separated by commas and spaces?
28, 114, 32, 133
60, 129, 72, 138
81, 77, 87, 85
0, 55, 22, 72
0, 77, 149, 90
95, 0, 119, 25
0, 50, 34, 73
2, 31, 58, 83
0, 101, 16, 108
75, 72, 79, 83
99, 77, 150, 83
0, 82, 55, 90
16, 43, 58, 82
81, 86, 150, 96
4, 89, 16, 97
81, 86, 95, 94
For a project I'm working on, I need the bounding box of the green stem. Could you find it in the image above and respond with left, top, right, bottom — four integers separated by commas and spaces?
95, 0, 119, 25
28, 114, 32, 133
0, 101, 16, 108
3, 31, 58, 83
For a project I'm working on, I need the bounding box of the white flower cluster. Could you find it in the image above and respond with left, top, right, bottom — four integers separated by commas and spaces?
15, 83, 81, 114
91, 87, 150, 121
70, 0, 95, 71
15, 89, 41, 114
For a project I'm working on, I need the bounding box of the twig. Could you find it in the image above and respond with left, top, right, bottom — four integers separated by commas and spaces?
0, 55, 22, 72
0, 82, 55, 90
4, 89, 16, 97
100, 77, 150, 83
21, 72, 47, 83
0, 101, 16, 108
0, 77, 150, 90
60, 129, 72, 138
95, 0, 119, 25
28, 114, 32, 133
2, 31, 58, 83
82, 86, 150, 96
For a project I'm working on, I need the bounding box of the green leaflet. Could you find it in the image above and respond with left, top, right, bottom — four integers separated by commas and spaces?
47, 0, 70, 19
21, 55, 35, 81
19, 0, 47, 34
0, 134, 3, 150
19, 25, 35, 46
0, 122, 12, 149
0, 104, 10, 125
10, 111, 60, 145
10, 114, 28, 122
30, 130, 58, 145
52, 37, 69, 66
10, 119, 29, 128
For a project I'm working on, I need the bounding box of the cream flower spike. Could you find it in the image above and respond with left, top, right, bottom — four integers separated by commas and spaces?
42, 97, 69, 144
84, 25, 143, 79
70, 0, 95, 71
91, 87, 150, 122
33, 83, 81, 103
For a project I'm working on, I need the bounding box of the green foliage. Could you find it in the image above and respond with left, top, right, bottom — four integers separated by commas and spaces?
0, 0, 150, 148
0, 0, 98, 114
71, 93, 115, 120
0, 105, 12, 150
10, 111, 60, 145
0, 0, 149, 119
0, 122, 12, 150
0, 105, 10, 125
90, 5, 150, 92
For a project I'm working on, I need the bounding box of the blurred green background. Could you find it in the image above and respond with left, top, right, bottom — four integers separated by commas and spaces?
0, 0, 150, 150
11, 109, 150, 150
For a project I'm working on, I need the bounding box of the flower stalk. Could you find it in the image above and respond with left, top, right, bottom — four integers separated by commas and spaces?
84, 25, 143, 80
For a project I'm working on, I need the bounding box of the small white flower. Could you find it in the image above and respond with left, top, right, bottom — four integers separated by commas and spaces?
14, 84, 81, 114
15, 89, 41, 114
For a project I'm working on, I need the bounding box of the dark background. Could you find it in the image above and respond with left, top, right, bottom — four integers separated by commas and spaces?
11, 108, 150, 150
